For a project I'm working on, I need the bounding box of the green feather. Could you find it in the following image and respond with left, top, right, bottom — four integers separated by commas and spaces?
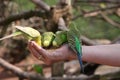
15, 26, 40, 38
67, 22, 84, 73
42, 32, 55, 47
75, 36, 82, 56
0, 26, 42, 46
0, 31, 22, 41
15, 26, 42, 46
52, 31, 67, 47
67, 22, 81, 53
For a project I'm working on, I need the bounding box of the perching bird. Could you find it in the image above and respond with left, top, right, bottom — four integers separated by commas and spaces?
42, 32, 55, 47
0, 26, 41, 46
67, 22, 84, 73
52, 31, 67, 47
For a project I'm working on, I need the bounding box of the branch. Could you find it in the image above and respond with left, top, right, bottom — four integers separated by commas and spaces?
58, 17, 68, 30
31, 0, 50, 11
72, 5, 120, 20
100, 11, 120, 28
81, 36, 101, 45
0, 10, 46, 26
0, 58, 46, 80
58, 0, 71, 6
74, 0, 120, 4
0, 0, 50, 26
1, 57, 119, 80
50, 75, 100, 80
57, 0, 72, 30
56, 1, 99, 45
116, 8, 120, 17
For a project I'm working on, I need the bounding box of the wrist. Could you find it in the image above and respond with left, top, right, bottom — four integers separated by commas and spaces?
63, 45, 77, 60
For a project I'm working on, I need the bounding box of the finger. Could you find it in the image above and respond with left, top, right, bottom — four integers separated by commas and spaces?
31, 41, 48, 58
28, 41, 39, 58
28, 41, 44, 60
27, 41, 31, 49
28, 41, 35, 54
31, 46, 44, 61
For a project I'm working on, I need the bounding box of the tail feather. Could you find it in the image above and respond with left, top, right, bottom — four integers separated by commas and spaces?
77, 52, 84, 73
0, 31, 22, 41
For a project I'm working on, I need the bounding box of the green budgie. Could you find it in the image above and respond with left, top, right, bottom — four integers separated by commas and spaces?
42, 32, 55, 47
52, 31, 67, 47
0, 26, 42, 46
67, 22, 84, 73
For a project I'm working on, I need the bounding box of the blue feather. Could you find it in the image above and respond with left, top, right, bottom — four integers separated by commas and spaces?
67, 22, 84, 73
77, 51, 84, 73
74, 36, 84, 73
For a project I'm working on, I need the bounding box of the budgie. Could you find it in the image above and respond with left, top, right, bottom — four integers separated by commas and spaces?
42, 32, 55, 47
0, 26, 42, 46
52, 31, 67, 47
67, 22, 84, 73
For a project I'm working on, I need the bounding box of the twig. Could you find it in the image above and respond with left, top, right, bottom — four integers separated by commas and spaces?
58, 17, 68, 30
31, 0, 50, 11
100, 11, 120, 28
0, 2, 119, 27
115, 8, 120, 17
0, 10, 46, 26
81, 36, 101, 45
74, 0, 120, 4
57, 0, 72, 30
51, 75, 100, 80
72, 5, 120, 20
58, 0, 71, 6
0, 58, 47, 80
0, 6, 70, 26
1, 57, 120, 80
0, 0, 50, 26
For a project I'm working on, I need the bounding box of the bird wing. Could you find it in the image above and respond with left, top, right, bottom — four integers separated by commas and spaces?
15, 26, 40, 38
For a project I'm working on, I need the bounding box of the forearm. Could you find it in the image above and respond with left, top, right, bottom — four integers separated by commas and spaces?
56, 44, 120, 66
82, 44, 120, 66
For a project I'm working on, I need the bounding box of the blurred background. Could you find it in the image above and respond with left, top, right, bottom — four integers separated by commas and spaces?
0, 0, 120, 80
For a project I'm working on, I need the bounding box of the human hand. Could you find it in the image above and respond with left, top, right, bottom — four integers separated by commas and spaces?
28, 41, 76, 65
28, 41, 52, 64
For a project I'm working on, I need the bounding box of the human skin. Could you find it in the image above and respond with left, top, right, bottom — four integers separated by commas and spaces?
28, 41, 120, 66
